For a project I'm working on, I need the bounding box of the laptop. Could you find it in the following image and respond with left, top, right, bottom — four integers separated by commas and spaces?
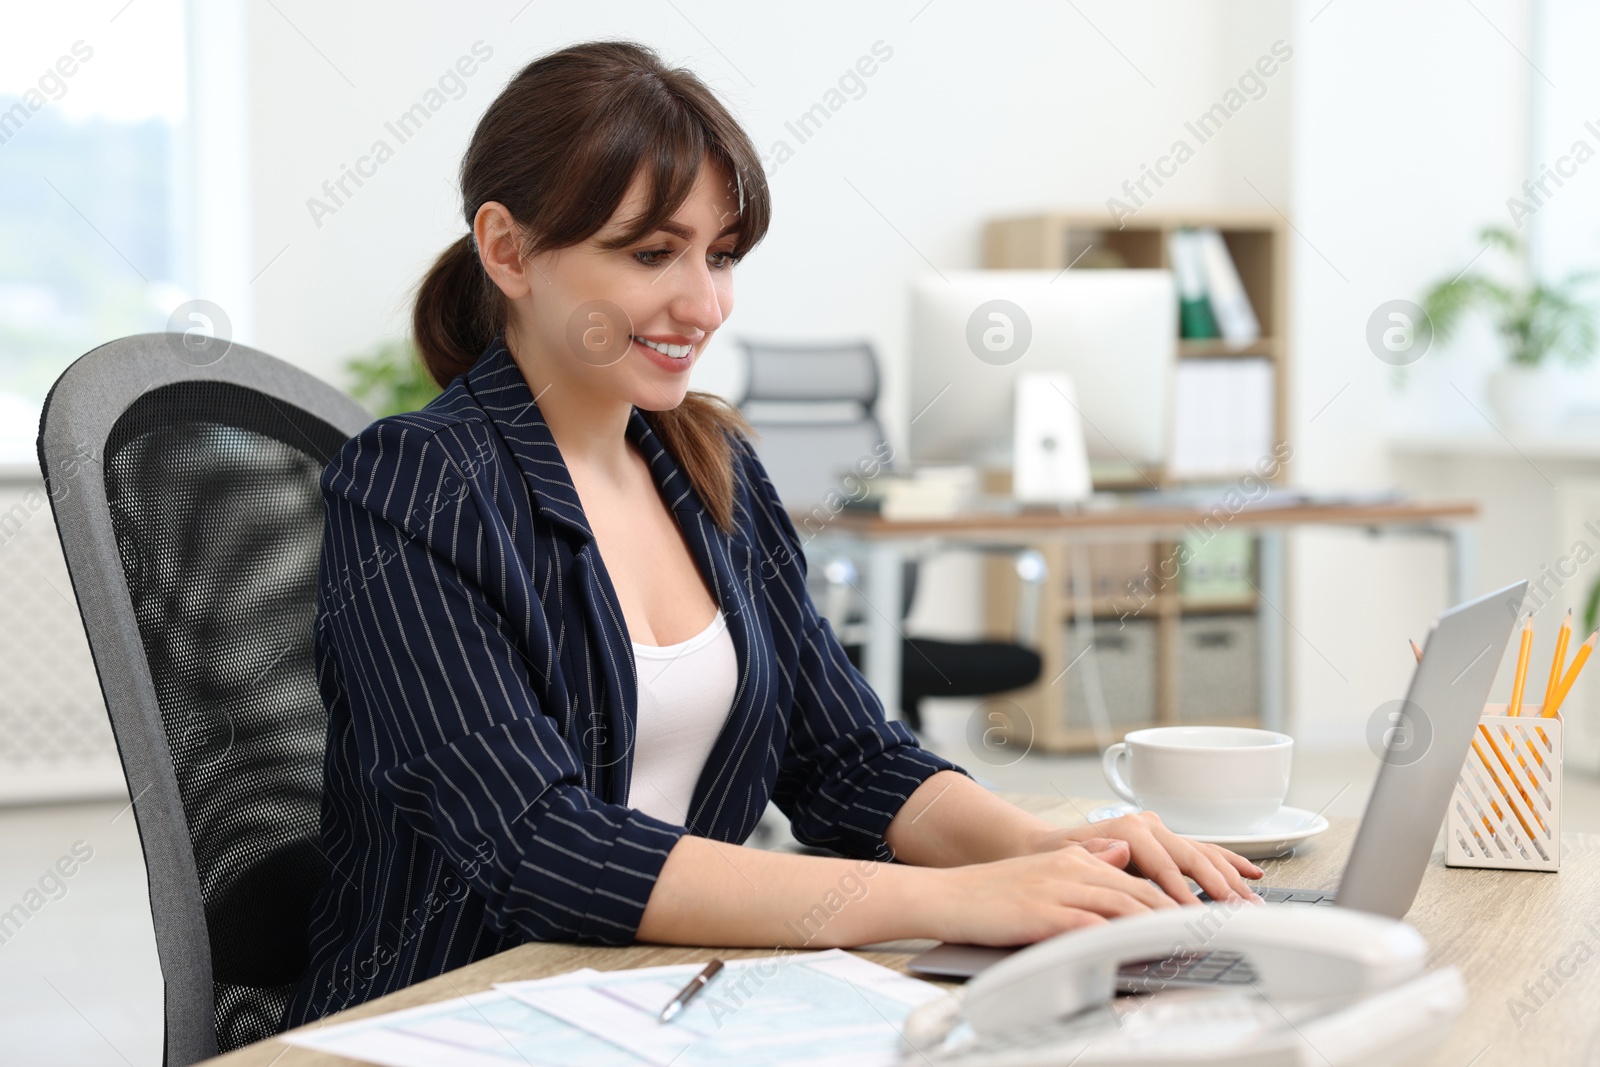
908, 579, 1529, 991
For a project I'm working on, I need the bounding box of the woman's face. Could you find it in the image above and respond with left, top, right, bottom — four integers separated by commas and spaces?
477, 158, 743, 413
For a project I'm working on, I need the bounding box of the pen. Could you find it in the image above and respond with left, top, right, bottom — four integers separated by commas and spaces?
658, 959, 724, 1024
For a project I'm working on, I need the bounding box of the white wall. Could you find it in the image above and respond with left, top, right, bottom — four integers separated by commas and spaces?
1285, 0, 1533, 746
239, 0, 1294, 407
1529, 0, 1600, 287
1526, 0, 1600, 413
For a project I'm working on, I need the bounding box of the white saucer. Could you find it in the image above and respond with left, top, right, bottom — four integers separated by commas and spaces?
1084, 803, 1331, 859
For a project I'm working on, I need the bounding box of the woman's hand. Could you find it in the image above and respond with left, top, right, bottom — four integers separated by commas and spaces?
922, 843, 1180, 947
1035, 812, 1265, 905
878, 772, 1262, 921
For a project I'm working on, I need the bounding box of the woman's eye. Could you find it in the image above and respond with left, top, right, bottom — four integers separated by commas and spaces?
633, 248, 740, 268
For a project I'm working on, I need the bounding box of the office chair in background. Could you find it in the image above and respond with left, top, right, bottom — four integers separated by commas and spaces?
38, 334, 371, 1065
735, 339, 1045, 734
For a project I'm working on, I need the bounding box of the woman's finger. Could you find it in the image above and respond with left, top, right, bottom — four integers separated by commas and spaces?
1078, 813, 1259, 905
1160, 832, 1258, 903
1072, 853, 1179, 910
1125, 813, 1256, 903
1136, 846, 1205, 904
1210, 843, 1265, 879
1110, 820, 1204, 905
1057, 881, 1159, 920
1048, 908, 1109, 935
1161, 833, 1241, 902
1196, 843, 1264, 900
1078, 837, 1132, 867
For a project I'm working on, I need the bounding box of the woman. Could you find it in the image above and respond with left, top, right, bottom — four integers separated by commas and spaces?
284, 39, 1262, 1027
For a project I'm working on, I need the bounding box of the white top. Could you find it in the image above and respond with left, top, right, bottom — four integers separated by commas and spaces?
628, 608, 737, 825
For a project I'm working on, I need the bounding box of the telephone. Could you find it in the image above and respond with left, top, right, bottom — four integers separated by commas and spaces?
900, 904, 1466, 1066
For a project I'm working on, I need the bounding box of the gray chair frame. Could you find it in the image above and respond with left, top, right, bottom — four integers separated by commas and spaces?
37, 333, 371, 1066
734, 338, 1049, 646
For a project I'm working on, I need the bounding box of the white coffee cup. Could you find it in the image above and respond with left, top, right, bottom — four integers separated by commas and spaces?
1101, 726, 1292, 835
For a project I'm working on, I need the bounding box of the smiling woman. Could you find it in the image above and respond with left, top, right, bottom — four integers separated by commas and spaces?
283, 38, 1264, 1033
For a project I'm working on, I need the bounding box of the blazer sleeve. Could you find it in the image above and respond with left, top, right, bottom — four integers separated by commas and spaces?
731, 433, 972, 861
317, 416, 688, 944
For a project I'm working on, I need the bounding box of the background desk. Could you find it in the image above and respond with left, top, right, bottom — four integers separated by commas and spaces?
205, 791, 1598, 1067
803, 499, 1477, 750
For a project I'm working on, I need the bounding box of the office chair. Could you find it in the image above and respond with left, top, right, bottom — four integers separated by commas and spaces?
38, 334, 371, 1065
735, 339, 1045, 733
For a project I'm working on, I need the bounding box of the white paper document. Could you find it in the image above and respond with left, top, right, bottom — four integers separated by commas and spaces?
281, 972, 641, 1067
280, 949, 944, 1067
499, 949, 944, 1066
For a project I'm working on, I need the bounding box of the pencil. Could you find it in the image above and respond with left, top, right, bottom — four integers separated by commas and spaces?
1545, 630, 1597, 718
1541, 609, 1573, 714
1471, 737, 1540, 842
1492, 721, 1552, 795
1508, 614, 1534, 717
1477, 723, 1548, 835
1410, 639, 1423, 664
1507, 721, 1550, 777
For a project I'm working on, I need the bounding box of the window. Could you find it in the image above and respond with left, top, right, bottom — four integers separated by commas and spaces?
0, 2, 188, 461
1530, 3, 1600, 283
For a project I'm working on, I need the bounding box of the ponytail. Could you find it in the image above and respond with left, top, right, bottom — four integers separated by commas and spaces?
412, 234, 497, 390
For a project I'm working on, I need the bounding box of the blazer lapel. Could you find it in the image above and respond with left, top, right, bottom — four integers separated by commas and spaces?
464, 337, 594, 543
465, 337, 774, 833
627, 409, 775, 839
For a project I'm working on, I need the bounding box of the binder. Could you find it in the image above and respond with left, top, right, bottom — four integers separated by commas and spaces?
1168, 228, 1218, 340
1196, 227, 1261, 346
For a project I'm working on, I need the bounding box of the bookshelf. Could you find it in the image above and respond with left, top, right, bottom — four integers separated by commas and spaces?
977, 209, 1290, 752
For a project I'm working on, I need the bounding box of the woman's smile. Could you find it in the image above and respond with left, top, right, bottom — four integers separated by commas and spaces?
631, 333, 699, 372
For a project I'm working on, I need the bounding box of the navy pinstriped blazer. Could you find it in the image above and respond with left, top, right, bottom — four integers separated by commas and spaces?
282, 336, 966, 1026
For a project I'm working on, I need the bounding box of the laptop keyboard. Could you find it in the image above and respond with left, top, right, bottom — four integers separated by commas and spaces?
1203, 886, 1336, 905
1116, 886, 1336, 991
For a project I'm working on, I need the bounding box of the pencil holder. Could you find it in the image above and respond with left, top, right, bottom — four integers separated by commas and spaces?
1446, 704, 1561, 872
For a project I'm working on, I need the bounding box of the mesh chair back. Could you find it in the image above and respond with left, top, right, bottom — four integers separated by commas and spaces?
37, 334, 372, 1065
735, 339, 915, 617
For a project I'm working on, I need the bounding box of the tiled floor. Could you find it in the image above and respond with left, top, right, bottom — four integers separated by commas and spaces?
5, 741, 1598, 1065
0, 797, 163, 1066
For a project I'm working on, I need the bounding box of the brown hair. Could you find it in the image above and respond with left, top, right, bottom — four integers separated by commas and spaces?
412, 40, 770, 534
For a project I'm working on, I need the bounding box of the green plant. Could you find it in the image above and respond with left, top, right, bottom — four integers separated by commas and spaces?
1421, 225, 1599, 367
345, 338, 442, 417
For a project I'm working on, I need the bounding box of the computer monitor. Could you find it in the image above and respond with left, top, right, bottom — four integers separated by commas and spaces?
908, 270, 1176, 471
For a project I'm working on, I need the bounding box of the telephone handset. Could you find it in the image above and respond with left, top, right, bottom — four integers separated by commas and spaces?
965, 904, 1423, 1031
902, 904, 1466, 1065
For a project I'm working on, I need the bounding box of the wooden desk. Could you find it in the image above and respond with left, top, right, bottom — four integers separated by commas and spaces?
1005, 794, 1600, 1066
800, 498, 1477, 747
204, 790, 1596, 1067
